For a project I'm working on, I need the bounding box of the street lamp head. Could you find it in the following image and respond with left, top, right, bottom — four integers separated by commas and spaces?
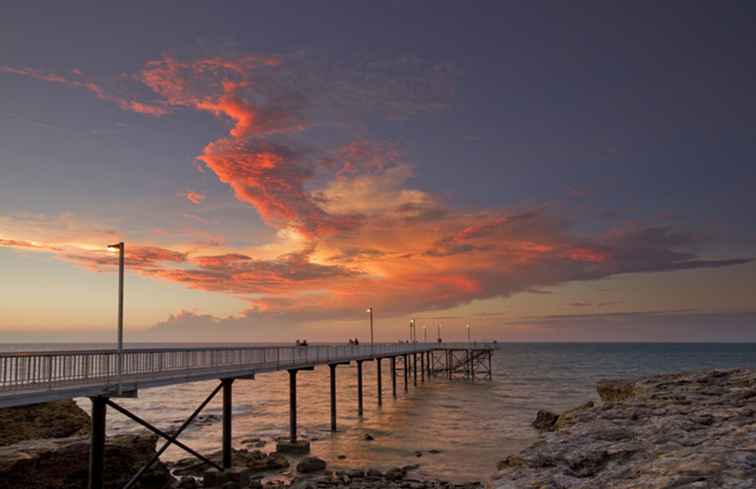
366, 307, 372, 313
107, 242, 124, 251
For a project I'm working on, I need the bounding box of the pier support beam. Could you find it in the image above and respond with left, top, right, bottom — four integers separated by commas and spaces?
413, 352, 418, 386
420, 352, 425, 383
88, 396, 107, 489
277, 366, 312, 454
447, 350, 452, 379
391, 356, 397, 398
357, 360, 364, 417
222, 378, 233, 469
376, 358, 382, 405
428, 351, 432, 377
403, 354, 409, 392
327, 362, 349, 431
488, 351, 493, 380
329, 364, 337, 431
289, 369, 298, 443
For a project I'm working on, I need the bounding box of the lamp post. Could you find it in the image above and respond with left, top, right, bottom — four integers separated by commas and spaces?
423, 326, 427, 342
366, 307, 374, 348
410, 319, 416, 343
437, 324, 442, 343
466, 324, 471, 343
107, 242, 125, 378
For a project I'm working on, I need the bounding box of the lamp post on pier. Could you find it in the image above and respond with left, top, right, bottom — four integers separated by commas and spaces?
107, 242, 125, 379
410, 319, 416, 343
366, 307, 374, 349
466, 324, 471, 343
423, 326, 427, 342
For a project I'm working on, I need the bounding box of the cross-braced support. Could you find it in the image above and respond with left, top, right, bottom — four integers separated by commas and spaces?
102, 381, 225, 489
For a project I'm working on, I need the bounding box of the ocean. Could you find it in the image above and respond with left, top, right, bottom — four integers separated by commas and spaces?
3, 342, 756, 482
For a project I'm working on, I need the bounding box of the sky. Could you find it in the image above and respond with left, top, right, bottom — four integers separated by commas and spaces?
1, 2, 755, 342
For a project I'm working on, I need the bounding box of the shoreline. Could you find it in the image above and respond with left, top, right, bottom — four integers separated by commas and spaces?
3, 368, 755, 488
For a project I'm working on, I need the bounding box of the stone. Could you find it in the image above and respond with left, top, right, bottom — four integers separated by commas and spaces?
531, 410, 559, 431
0, 432, 170, 489
177, 477, 198, 489
0, 400, 90, 446
227, 466, 250, 486
276, 439, 311, 454
385, 467, 406, 481
202, 468, 221, 486
296, 456, 327, 473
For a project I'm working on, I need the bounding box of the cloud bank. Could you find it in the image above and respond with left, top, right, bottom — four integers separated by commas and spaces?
1, 52, 752, 335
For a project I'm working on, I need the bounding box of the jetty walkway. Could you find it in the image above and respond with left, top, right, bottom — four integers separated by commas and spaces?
0, 342, 496, 489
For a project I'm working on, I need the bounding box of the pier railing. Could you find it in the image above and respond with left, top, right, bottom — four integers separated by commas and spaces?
0, 342, 495, 393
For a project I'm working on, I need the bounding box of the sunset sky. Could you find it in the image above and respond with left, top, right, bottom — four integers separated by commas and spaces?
1, 3, 754, 342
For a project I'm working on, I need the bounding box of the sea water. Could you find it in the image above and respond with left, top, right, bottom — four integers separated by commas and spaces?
3, 342, 756, 482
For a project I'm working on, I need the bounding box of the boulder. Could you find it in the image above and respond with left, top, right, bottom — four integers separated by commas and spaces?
531, 410, 559, 431
296, 456, 327, 473
0, 400, 90, 446
0, 432, 170, 489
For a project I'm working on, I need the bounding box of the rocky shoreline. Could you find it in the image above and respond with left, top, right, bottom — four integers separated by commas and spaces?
494, 368, 756, 488
2, 369, 754, 488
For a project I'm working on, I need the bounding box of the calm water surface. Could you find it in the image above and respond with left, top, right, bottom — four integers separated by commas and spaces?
4, 342, 756, 482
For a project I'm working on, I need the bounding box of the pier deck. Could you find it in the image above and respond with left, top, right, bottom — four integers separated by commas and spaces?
0, 342, 495, 408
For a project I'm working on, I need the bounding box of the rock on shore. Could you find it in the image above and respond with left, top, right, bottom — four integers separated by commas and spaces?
0, 400, 90, 446
494, 369, 756, 489
0, 432, 171, 489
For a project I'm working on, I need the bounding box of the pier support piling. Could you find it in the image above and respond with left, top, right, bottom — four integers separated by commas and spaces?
488, 351, 493, 380
329, 364, 337, 431
376, 358, 382, 405
357, 360, 364, 417
288, 369, 298, 442
88, 396, 107, 489
403, 354, 409, 392
391, 356, 397, 398
222, 378, 233, 469
420, 352, 425, 383
413, 352, 418, 386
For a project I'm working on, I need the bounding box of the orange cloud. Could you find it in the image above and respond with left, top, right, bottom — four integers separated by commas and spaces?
183, 191, 206, 205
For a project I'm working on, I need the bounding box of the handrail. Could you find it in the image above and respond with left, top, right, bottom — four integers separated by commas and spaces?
0, 342, 497, 393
